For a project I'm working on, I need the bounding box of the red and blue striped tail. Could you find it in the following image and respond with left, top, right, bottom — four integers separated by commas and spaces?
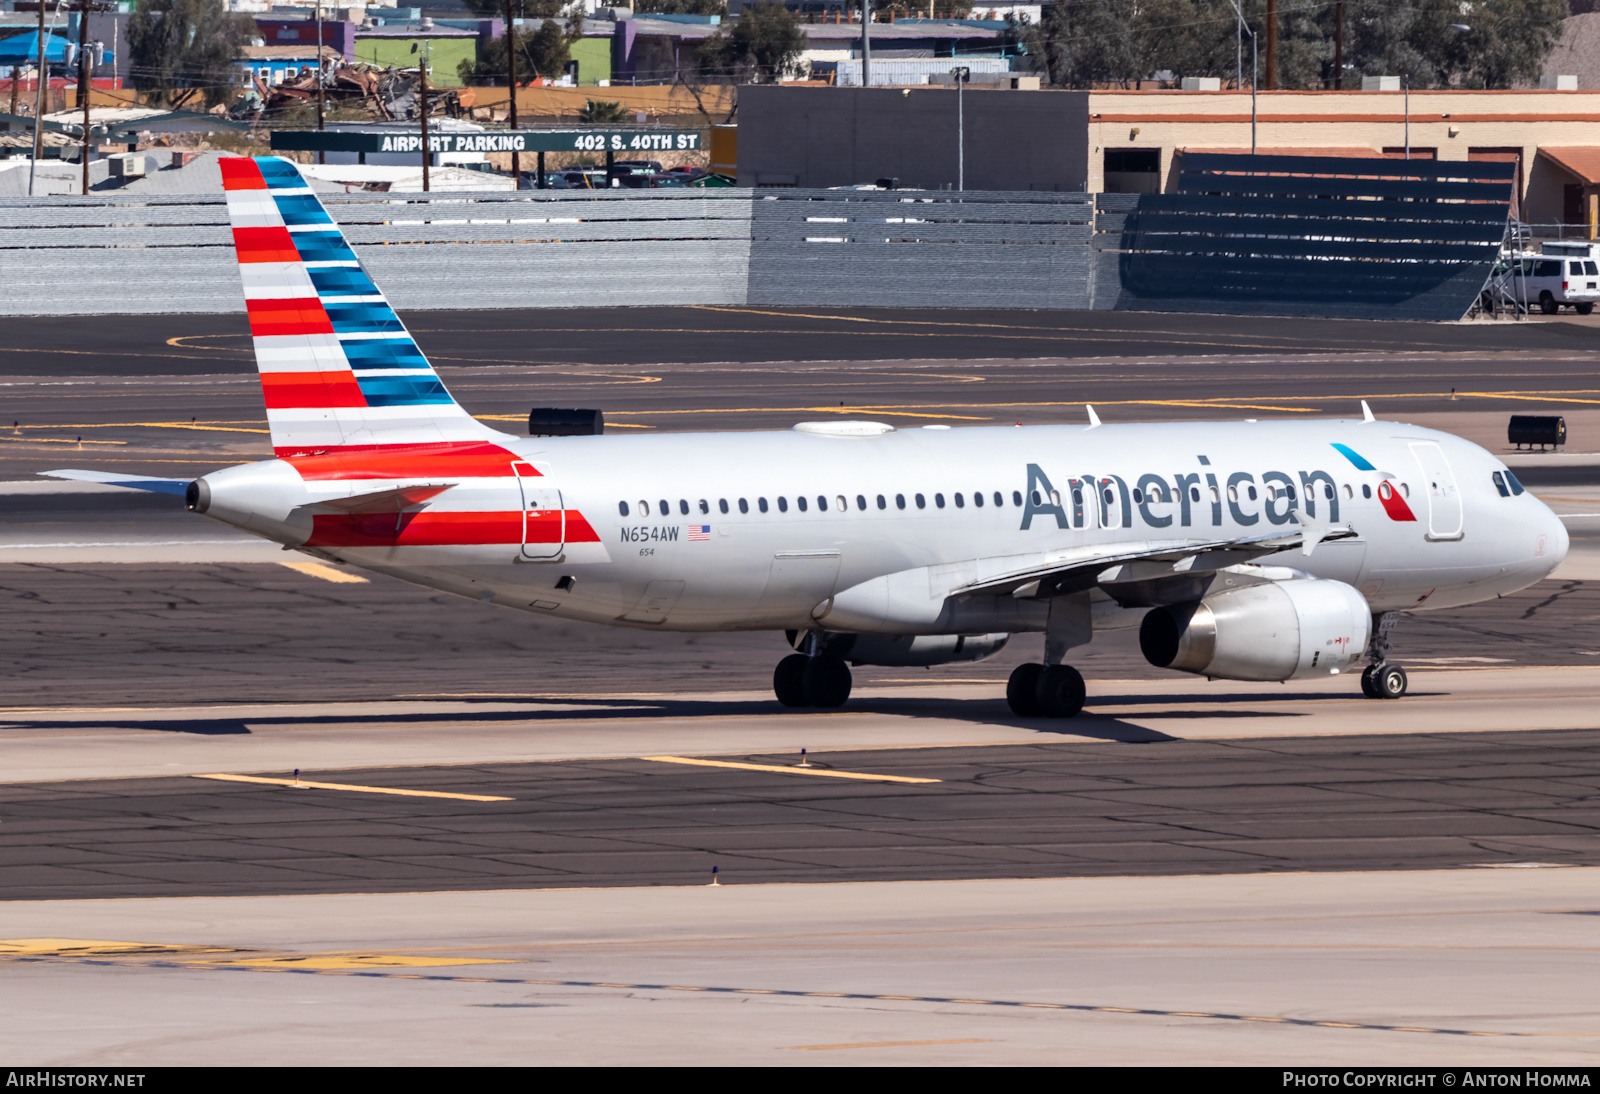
220, 156, 502, 458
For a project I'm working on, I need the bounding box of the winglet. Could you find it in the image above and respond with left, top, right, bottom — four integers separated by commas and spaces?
1361, 400, 1376, 423
1085, 405, 1102, 429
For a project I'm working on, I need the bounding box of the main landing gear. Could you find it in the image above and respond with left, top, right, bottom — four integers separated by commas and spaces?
1005, 662, 1086, 718
1360, 611, 1409, 700
773, 652, 853, 709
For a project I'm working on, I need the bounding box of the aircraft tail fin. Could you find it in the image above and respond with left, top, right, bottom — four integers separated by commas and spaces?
220, 156, 500, 458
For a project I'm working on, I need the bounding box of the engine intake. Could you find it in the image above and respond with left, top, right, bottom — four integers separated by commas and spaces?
1140, 579, 1371, 682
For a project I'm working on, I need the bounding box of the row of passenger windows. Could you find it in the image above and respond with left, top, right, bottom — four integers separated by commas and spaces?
615, 480, 1411, 519
621, 492, 1028, 517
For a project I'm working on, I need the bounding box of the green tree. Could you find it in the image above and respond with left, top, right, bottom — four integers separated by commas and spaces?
877, 0, 973, 16
696, 2, 805, 83
578, 98, 629, 123
456, 0, 568, 17
126, 0, 255, 109
459, 19, 574, 83
637, 0, 728, 14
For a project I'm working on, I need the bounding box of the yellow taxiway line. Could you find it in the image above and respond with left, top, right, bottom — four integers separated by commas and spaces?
192, 773, 511, 802
641, 755, 939, 784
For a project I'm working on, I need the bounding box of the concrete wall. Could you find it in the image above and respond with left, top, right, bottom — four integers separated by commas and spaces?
736, 86, 1091, 192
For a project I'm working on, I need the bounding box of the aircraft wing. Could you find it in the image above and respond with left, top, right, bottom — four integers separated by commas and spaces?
815, 513, 1357, 633
39, 469, 190, 496
958, 514, 1358, 601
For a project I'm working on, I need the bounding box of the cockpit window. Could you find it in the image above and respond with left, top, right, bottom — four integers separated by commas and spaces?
1504, 469, 1526, 496
1492, 471, 1510, 498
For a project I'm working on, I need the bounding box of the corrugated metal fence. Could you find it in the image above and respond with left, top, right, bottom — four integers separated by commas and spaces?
0, 188, 1098, 316
0, 167, 1505, 319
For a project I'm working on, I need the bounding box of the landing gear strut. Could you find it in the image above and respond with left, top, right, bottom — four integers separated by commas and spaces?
1360, 611, 1408, 700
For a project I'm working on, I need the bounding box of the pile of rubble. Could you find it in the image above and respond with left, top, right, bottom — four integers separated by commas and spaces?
238, 63, 469, 122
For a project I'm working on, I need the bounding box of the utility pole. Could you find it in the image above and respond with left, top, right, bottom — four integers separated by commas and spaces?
77, 0, 88, 194
419, 40, 430, 192
1265, 0, 1276, 90
860, 0, 873, 84
504, 0, 518, 186
28, 0, 47, 197
1404, 74, 1409, 160
1333, 0, 1344, 90
315, 0, 325, 165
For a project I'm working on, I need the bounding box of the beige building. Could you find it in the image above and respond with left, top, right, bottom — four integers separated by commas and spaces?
1088, 88, 1600, 234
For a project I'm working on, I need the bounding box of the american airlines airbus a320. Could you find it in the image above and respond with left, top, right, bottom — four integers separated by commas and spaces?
50, 158, 1570, 717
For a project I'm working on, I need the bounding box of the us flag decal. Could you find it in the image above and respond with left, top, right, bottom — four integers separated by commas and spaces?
687, 524, 711, 541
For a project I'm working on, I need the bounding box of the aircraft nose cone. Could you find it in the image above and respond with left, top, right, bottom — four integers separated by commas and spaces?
1542, 507, 1571, 577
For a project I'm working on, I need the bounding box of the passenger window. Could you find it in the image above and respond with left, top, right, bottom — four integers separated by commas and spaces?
1031, 490, 1042, 505
1209, 485, 1219, 503
1588, 261, 1599, 276
954, 492, 965, 508
699, 499, 709, 514
758, 497, 768, 513
915, 493, 927, 509
994, 492, 1003, 507
877, 494, 887, 510
1246, 485, 1258, 501
679, 499, 689, 515
797, 496, 807, 512
1286, 485, 1296, 501
638, 499, 649, 515
1362, 484, 1372, 499
779, 497, 789, 512
619, 501, 630, 516
1228, 484, 1239, 502
1342, 484, 1353, 499
837, 495, 847, 511
1400, 483, 1410, 498
896, 494, 906, 509
973, 491, 983, 507
1192, 486, 1201, 503
814, 496, 826, 512
935, 493, 945, 508
1051, 490, 1061, 506
739, 498, 749, 513
719, 499, 730, 514
855, 495, 866, 510
1491, 471, 1510, 497
1505, 470, 1525, 496
1133, 488, 1144, 504
1012, 491, 1022, 506
1103, 488, 1114, 506
659, 499, 670, 516
1323, 484, 1333, 500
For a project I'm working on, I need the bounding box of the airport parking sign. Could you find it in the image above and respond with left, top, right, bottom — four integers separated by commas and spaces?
270, 129, 703, 155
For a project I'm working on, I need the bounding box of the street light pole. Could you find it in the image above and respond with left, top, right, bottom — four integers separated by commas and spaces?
1226, 0, 1256, 154
77, 0, 88, 193
504, 0, 518, 186
315, 0, 325, 165
28, 0, 48, 196
860, 0, 870, 88
952, 65, 968, 190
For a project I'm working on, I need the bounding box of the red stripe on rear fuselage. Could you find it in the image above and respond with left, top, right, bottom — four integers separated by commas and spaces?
304, 509, 600, 548
284, 441, 528, 478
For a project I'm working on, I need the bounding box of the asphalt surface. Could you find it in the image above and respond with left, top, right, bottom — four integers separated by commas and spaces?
0, 563, 1595, 707
4, 729, 1599, 901
4, 306, 1599, 377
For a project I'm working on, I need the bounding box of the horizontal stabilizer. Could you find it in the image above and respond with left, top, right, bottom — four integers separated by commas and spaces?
39, 469, 190, 496
297, 483, 453, 514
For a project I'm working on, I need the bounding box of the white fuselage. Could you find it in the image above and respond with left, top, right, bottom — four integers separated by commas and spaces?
197, 418, 1569, 636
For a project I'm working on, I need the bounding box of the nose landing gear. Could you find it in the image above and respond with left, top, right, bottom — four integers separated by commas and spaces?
1360, 611, 1409, 699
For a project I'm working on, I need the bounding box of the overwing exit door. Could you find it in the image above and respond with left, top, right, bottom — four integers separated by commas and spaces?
512, 461, 564, 560
1408, 442, 1464, 541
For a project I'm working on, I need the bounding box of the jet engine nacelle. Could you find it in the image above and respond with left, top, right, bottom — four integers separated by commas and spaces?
1139, 578, 1371, 682
791, 631, 1010, 667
